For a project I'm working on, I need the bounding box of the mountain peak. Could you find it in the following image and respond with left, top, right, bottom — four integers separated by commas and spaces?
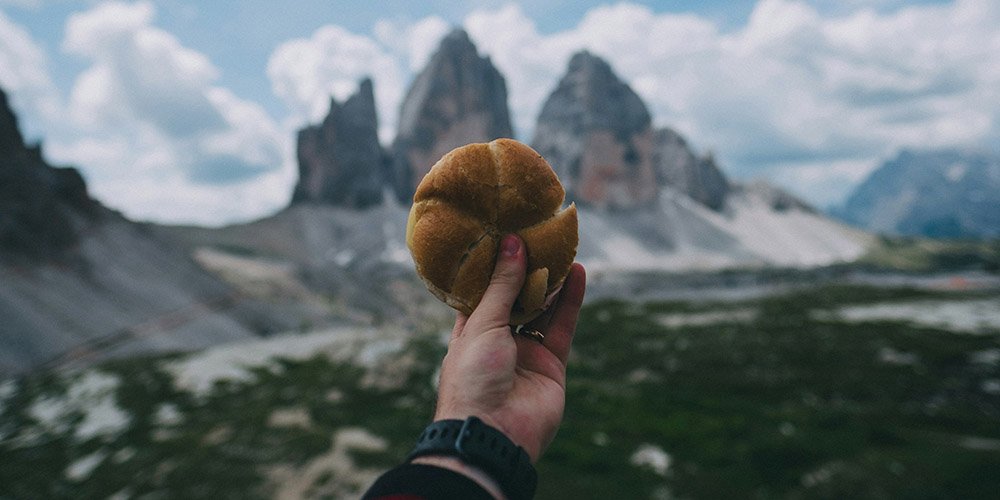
292, 79, 386, 208
438, 28, 475, 52
0, 86, 97, 261
840, 148, 1000, 237
530, 52, 657, 210
0, 88, 27, 158
389, 28, 513, 203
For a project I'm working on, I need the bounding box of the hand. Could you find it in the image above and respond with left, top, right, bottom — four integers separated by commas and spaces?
432, 233, 587, 463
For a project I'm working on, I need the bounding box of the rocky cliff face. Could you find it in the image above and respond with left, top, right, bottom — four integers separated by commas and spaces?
531, 51, 658, 210
292, 78, 386, 208
531, 51, 731, 212
389, 29, 513, 203
653, 128, 729, 210
0, 88, 96, 261
839, 149, 1000, 238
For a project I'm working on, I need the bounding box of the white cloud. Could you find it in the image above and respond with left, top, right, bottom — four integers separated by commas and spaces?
0, 9, 60, 134
458, 0, 1000, 206
261, 1, 999, 210
50, 0, 289, 224
374, 16, 451, 73
267, 24, 410, 143
11, 0, 999, 224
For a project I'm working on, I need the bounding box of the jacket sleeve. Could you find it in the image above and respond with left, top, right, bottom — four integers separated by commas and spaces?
362, 463, 496, 500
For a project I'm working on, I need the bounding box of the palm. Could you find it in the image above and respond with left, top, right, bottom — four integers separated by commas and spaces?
435, 263, 585, 462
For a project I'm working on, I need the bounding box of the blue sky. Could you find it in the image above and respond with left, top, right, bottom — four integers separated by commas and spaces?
1, 0, 994, 225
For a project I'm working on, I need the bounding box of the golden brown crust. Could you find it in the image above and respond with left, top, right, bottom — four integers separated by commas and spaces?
406, 138, 579, 324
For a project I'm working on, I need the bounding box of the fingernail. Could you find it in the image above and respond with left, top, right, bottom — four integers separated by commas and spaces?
501, 234, 520, 257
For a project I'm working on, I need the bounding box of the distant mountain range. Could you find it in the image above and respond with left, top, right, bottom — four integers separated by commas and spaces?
837, 149, 1000, 238
289, 28, 870, 270
0, 28, 879, 374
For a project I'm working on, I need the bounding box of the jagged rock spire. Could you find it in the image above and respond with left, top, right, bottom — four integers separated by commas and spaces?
532, 51, 730, 211
389, 28, 513, 203
292, 78, 386, 208
0, 87, 96, 261
531, 51, 659, 210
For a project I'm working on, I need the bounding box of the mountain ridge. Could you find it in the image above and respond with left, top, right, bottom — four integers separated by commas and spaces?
0, 28, 873, 374
838, 148, 1000, 238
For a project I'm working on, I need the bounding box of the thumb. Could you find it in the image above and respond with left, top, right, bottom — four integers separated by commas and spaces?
467, 234, 527, 330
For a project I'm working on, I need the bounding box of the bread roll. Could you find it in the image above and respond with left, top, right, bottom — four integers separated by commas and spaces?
406, 138, 578, 325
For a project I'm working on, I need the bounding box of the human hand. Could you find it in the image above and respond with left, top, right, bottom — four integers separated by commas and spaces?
431, 233, 586, 463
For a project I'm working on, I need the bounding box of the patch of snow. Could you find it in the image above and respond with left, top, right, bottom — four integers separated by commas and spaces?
779, 422, 796, 437
578, 188, 870, 272
113, 447, 137, 464
830, 298, 1000, 334
107, 489, 133, 500
592, 431, 610, 447
715, 191, 869, 267
655, 308, 757, 328
267, 407, 313, 429
878, 346, 919, 366
333, 249, 355, 267
0, 378, 16, 415
630, 443, 672, 477
382, 220, 412, 265
971, 349, 1000, 365
959, 435, 1000, 451
801, 462, 843, 488
65, 449, 108, 481
28, 370, 131, 441
267, 427, 388, 499
165, 326, 405, 397
154, 403, 183, 426
981, 379, 1000, 395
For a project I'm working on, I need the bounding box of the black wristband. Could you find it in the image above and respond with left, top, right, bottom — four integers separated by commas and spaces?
406, 416, 537, 500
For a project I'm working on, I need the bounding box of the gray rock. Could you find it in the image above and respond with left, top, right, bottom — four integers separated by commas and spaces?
389, 29, 513, 202
0, 87, 97, 262
734, 180, 815, 213
530, 51, 657, 210
292, 78, 386, 208
652, 128, 729, 210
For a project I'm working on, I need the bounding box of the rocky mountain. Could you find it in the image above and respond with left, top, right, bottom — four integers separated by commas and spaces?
292, 78, 386, 208
281, 36, 867, 271
531, 51, 658, 210
0, 88, 97, 261
0, 30, 875, 373
839, 149, 1000, 238
531, 51, 729, 211
653, 128, 729, 211
0, 89, 298, 375
388, 29, 513, 203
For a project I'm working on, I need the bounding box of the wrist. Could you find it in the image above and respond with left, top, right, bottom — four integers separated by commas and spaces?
406, 416, 538, 500
411, 455, 507, 500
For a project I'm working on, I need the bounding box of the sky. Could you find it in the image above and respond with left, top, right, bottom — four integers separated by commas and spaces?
1, 0, 997, 226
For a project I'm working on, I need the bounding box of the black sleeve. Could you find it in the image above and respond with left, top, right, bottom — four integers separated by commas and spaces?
362, 463, 496, 500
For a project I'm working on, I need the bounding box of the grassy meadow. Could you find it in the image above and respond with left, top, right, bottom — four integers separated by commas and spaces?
1, 279, 998, 499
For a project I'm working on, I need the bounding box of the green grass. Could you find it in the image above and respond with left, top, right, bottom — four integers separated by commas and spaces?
858, 237, 1000, 272
1, 284, 998, 499
541, 285, 1000, 499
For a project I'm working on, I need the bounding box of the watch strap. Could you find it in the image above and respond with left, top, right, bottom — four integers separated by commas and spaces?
406, 416, 537, 500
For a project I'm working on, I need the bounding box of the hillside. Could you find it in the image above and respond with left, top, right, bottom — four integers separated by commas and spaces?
0, 89, 295, 375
